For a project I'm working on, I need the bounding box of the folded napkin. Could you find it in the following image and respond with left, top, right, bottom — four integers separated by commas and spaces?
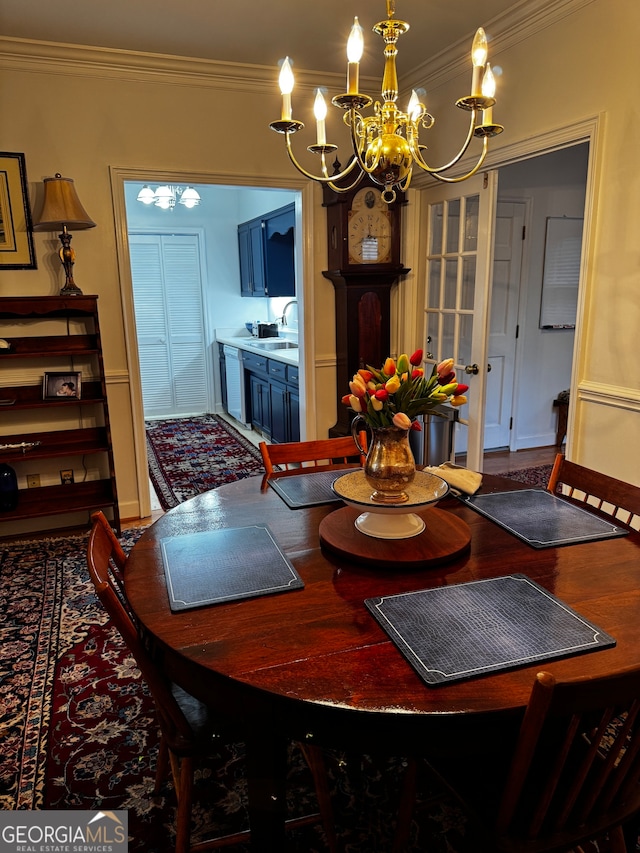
423, 462, 483, 496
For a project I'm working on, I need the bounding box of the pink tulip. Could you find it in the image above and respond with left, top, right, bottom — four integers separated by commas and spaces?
392, 412, 412, 430
437, 358, 454, 378
349, 378, 366, 397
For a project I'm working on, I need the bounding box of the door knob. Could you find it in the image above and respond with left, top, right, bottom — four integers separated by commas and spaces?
464, 363, 492, 375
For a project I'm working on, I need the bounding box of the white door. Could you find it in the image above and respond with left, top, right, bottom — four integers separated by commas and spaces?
129, 233, 211, 418
422, 171, 498, 472
484, 201, 526, 449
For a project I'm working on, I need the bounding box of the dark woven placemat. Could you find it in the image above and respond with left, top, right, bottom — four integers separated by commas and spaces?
161, 524, 303, 611
268, 470, 345, 508
463, 488, 627, 548
366, 574, 616, 686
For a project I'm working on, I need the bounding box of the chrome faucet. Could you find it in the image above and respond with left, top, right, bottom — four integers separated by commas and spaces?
280, 300, 297, 326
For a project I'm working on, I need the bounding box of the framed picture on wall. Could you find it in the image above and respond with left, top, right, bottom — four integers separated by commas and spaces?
0, 152, 37, 270
43, 372, 82, 400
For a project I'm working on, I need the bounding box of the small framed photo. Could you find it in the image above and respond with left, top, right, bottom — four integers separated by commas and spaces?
43, 372, 82, 400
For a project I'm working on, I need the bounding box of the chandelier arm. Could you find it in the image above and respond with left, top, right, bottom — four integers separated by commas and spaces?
282, 132, 362, 184
347, 110, 384, 178
424, 138, 490, 183
410, 109, 479, 175
327, 170, 369, 194
399, 168, 412, 192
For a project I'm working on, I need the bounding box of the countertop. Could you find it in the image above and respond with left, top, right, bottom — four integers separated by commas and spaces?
215, 332, 299, 366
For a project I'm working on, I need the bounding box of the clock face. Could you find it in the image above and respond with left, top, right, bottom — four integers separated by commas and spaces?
348, 188, 392, 264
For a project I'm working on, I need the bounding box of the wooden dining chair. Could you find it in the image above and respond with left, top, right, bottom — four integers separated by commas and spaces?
394, 666, 640, 853
87, 511, 338, 853
547, 452, 640, 530
259, 433, 367, 476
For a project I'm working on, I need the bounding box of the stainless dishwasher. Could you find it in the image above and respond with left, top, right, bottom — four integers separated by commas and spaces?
223, 345, 249, 427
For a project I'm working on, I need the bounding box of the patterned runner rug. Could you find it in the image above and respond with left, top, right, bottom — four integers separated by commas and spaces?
0, 532, 469, 852
497, 464, 553, 488
145, 414, 264, 509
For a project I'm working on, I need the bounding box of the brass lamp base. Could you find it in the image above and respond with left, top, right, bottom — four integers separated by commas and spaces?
59, 281, 83, 296
58, 228, 83, 296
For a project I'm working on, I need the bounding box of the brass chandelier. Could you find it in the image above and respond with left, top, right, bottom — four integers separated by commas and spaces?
269, 0, 503, 202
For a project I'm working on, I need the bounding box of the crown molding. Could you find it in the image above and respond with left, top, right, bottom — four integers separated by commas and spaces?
0, 35, 352, 93
401, 0, 596, 92
1, 0, 594, 96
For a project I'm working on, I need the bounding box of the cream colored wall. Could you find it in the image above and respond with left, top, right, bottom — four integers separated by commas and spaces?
1, 0, 639, 527
0, 49, 330, 521
415, 0, 640, 484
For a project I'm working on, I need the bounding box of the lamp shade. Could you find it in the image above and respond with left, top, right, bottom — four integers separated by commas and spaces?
33, 174, 96, 231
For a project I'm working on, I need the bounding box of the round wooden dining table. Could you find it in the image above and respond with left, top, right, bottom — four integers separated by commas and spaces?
125, 471, 640, 850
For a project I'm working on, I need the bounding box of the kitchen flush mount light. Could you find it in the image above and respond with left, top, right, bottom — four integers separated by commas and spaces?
136, 185, 201, 209
269, 0, 504, 203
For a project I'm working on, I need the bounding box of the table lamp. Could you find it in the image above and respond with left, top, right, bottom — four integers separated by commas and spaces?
33, 173, 96, 296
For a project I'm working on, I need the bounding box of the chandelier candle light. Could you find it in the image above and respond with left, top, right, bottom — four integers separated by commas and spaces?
345, 350, 468, 503
270, 1, 503, 202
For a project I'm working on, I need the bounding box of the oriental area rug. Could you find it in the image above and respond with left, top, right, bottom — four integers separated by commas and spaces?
1, 533, 471, 852
145, 414, 264, 510
499, 463, 553, 488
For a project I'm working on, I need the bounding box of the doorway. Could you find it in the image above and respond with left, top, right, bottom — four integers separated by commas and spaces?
495, 144, 589, 452
420, 143, 589, 469
123, 180, 300, 421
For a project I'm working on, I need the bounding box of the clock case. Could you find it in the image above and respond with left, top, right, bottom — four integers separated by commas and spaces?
322, 179, 410, 437
322, 180, 406, 272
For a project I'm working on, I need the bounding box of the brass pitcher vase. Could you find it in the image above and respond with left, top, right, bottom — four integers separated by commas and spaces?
351, 416, 416, 503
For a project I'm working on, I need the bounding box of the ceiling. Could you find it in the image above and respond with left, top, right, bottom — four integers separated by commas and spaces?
2, 0, 524, 78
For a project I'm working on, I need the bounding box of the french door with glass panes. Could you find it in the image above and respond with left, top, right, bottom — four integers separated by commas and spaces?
422, 171, 498, 471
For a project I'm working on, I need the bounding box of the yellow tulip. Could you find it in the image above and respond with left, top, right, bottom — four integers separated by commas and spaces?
385, 375, 401, 393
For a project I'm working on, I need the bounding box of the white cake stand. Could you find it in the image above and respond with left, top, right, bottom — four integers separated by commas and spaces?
332, 470, 450, 539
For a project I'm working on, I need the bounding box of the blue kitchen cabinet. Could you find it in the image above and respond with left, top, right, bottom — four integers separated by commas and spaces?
238, 203, 295, 298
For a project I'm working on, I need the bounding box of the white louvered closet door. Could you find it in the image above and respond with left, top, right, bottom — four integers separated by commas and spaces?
129, 233, 210, 417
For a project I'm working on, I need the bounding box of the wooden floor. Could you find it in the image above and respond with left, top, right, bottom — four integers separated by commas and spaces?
457, 445, 560, 474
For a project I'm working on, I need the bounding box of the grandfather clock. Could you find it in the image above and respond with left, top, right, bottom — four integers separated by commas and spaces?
322, 178, 409, 436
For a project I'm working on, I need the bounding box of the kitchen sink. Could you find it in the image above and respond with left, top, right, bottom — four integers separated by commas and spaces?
248, 340, 298, 350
